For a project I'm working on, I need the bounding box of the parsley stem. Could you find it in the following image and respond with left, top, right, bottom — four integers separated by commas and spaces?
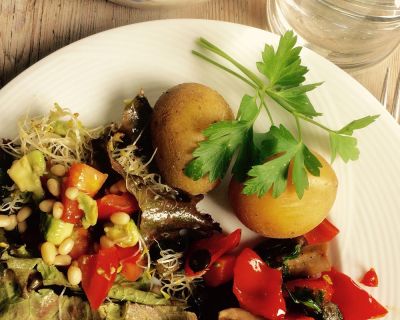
257, 91, 274, 125
192, 51, 257, 89
296, 113, 335, 133
294, 115, 302, 140
197, 38, 265, 89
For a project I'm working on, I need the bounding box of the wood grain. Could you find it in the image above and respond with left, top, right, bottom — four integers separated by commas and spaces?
1, 0, 399, 111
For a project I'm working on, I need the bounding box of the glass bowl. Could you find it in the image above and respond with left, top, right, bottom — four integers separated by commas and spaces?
266, 0, 400, 70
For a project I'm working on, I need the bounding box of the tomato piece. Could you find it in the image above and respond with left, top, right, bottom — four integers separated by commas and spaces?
360, 268, 379, 287
97, 193, 138, 220
61, 190, 83, 224
69, 227, 91, 259
323, 268, 388, 319
185, 229, 241, 277
304, 219, 339, 245
67, 163, 108, 197
285, 277, 334, 302
204, 255, 236, 287
233, 248, 286, 319
79, 247, 119, 310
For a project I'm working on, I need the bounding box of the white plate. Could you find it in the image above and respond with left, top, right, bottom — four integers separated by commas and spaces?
0, 20, 399, 317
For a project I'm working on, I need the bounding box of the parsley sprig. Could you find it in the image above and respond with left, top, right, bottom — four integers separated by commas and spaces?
185, 31, 378, 199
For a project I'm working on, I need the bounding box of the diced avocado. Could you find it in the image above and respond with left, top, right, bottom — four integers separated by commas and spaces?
77, 192, 98, 229
41, 214, 74, 245
104, 220, 139, 248
7, 150, 46, 199
26, 150, 46, 176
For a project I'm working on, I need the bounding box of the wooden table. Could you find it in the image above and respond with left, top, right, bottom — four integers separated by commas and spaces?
1, 0, 399, 111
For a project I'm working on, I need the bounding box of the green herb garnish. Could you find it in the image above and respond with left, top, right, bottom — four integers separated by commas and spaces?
185, 31, 378, 199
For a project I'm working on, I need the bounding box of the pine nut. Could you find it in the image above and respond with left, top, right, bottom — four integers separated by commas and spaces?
0, 215, 11, 228
52, 202, 64, 219
50, 164, 67, 177
109, 183, 119, 194
17, 207, 32, 223
110, 212, 130, 225
116, 180, 127, 193
39, 199, 55, 213
18, 221, 27, 233
54, 254, 72, 266
47, 178, 60, 197
65, 187, 79, 201
41, 242, 57, 265
67, 265, 82, 285
100, 235, 115, 249
58, 238, 74, 255
4, 215, 17, 231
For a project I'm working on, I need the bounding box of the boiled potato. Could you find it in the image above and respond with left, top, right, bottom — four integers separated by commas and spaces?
151, 83, 234, 195
229, 153, 338, 238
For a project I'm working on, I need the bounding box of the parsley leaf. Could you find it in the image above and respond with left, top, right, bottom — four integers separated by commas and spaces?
257, 31, 307, 88
185, 95, 258, 182
329, 133, 359, 163
337, 115, 379, 135
243, 125, 321, 198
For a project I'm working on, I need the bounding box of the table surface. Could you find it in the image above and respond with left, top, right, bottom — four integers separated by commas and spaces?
1, 0, 399, 112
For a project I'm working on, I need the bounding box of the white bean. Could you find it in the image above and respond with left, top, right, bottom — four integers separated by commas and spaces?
17, 221, 27, 233
109, 183, 119, 194
50, 164, 67, 177
110, 212, 130, 225
39, 199, 55, 213
17, 206, 32, 223
67, 265, 82, 285
47, 178, 61, 197
0, 215, 11, 228
54, 254, 72, 266
4, 215, 17, 231
52, 202, 64, 219
116, 180, 127, 193
41, 242, 57, 265
58, 238, 74, 255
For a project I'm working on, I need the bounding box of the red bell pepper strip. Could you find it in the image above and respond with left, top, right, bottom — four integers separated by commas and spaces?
184, 229, 241, 277
323, 268, 388, 319
304, 219, 339, 245
97, 193, 138, 220
203, 254, 236, 287
360, 268, 379, 287
67, 163, 108, 197
115, 244, 144, 281
285, 277, 334, 302
233, 248, 286, 320
79, 246, 119, 310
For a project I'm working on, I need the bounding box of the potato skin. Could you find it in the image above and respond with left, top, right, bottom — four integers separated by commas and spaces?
229, 154, 338, 238
151, 83, 234, 195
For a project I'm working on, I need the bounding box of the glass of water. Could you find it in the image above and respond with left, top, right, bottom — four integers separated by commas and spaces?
266, 0, 400, 70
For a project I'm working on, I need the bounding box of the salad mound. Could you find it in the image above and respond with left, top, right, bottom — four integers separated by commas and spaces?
0, 32, 388, 320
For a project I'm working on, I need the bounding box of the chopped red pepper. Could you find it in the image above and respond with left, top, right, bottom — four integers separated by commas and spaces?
79, 246, 119, 310
203, 254, 236, 287
67, 163, 108, 197
233, 248, 286, 320
285, 277, 334, 302
323, 268, 388, 320
115, 244, 140, 263
184, 229, 241, 277
97, 193, 138, 220
61, 187, 83, 224
360, 268, 379, 287
304, 219, 339, 245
